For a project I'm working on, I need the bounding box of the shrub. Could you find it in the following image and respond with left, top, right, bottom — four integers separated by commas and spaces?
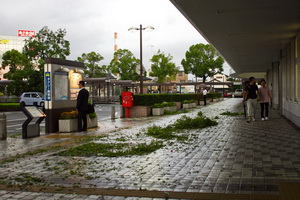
59, 110, 78, 119
182, 99, 195, 104
0, 103, 21, 111
89, 112, 97, 119
132, 93, 202, 106
151, 103, 163, 108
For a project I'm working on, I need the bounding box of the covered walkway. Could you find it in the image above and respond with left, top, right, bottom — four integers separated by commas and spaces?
1, 99, 300, 199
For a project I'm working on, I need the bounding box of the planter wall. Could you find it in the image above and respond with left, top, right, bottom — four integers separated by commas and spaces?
183, 103, 190, 109
175, 102, 182, 110
59, 118, 78, 132
163, 106, 177, 112
88, 115, 98, 128
129, 106, 151, 117
152, 107, 164, 116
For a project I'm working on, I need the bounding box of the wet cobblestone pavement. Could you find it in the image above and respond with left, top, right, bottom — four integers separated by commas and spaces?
1, 98, 300, 199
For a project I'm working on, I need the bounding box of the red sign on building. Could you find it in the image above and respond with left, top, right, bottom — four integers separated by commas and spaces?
18, 30, 36, 37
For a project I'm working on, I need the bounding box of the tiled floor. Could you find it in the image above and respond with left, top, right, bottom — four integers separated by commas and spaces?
1, 98, 300, 199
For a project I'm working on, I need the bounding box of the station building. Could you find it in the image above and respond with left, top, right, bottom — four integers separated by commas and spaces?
170, 0, 300, 128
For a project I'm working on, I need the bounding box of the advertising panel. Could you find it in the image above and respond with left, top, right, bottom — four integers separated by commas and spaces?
18, 30, 36, 37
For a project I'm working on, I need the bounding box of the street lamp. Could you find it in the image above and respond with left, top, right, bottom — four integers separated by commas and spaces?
128, 24, 154, 94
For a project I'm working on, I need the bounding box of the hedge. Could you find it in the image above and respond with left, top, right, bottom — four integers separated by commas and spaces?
0, 103, 21, 111
131, 93, 222, 106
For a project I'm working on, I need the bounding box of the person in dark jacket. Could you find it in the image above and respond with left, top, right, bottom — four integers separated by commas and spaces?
76, 81, 89, 131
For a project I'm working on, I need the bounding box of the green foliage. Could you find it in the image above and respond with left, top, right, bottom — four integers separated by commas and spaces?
173, 115, 218, 129
59, 110, 78, 119
23, 26, 70, 60
181, 43, 224, 82
22, 26, 70, 93
149, 50, 179, 83
133, 93, 201, 106
220, 111, 243, 116
161, 101, 175, 107
1, 49, 29, 70
131, 93, 221, 106
1, 50, 32, 95
58, 141, 164, 157
0, 103, 20, 111
182, 99, 195, 104
77, 51, 107, 78
108, 49, 140, 80
151, 103, 164, 108
146, 113, 218, 141
89, 112, 97, 119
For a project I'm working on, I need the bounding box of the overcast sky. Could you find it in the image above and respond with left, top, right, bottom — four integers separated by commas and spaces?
1, 0, 231, 75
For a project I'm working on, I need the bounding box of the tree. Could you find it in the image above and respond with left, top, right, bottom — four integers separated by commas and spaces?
23, 26, 70, 61
181, 43, 224, 83
77, 52, 107, 78
108, 49, 140, 80
1, 49, 29, 72
150, 50, 179, 83
1, 50, 31, 95
23, 26, 71, 92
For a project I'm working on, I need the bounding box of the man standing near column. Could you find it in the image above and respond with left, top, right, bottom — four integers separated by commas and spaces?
77, 81, 89, 131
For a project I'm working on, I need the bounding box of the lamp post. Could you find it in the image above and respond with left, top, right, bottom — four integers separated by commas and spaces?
128, 24, 154, 94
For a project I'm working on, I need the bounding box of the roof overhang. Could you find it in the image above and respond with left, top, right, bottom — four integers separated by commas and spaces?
170, 0, 300, 77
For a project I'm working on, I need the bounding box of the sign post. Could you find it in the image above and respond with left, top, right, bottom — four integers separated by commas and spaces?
22, 106, 46, 139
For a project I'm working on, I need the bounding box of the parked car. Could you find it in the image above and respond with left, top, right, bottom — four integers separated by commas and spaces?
233, 89, 243, 98
223, 92, 232, 98
20, 92, 44, 107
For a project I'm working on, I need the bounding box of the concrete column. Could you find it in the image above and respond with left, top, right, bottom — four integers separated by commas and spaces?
0, 113, 7, 140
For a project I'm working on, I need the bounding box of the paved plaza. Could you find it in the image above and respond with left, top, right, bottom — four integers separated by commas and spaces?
1, 98, 300, 199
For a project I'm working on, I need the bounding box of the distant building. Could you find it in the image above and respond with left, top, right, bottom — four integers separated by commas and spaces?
0, 35, 29, 80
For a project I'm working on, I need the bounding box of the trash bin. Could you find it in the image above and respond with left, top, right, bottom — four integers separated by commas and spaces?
0, 113, 7, 140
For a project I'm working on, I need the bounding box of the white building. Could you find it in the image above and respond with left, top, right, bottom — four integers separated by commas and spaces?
0, 35, 29, 80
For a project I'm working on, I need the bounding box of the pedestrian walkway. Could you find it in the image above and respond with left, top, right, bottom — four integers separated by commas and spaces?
1, 98, 300, 200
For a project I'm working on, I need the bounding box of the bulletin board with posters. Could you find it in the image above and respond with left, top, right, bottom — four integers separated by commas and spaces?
69, 70, 82, 100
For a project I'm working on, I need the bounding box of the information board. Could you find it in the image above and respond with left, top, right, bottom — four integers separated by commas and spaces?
54, 72, 69, 100
25, 106, 46, 118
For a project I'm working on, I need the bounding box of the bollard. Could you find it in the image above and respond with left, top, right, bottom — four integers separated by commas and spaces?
0, 113, 7, 140
111, 106, 115, 120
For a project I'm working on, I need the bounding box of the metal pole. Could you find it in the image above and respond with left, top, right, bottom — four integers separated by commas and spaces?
139, 24, 143, 94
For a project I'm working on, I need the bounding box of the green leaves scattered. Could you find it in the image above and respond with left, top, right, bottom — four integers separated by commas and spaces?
146, 111, 217, 141
58, 141, 163, 157
220, 111, 243, 116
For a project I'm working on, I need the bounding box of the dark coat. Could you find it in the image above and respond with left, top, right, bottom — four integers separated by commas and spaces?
76, 88, 89, 112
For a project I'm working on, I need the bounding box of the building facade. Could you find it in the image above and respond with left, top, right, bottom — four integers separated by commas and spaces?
0, 35, 28, 80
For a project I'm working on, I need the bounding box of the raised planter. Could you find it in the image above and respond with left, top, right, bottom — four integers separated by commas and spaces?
183, 103, 190, 109
87, 115, 98, 128
128, 106, 151, 118
59, 118, 78, 132
152, 107, 164, 116
190, 102, 196, 108
175, 102, 181, 110
163, 106, 177, 113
